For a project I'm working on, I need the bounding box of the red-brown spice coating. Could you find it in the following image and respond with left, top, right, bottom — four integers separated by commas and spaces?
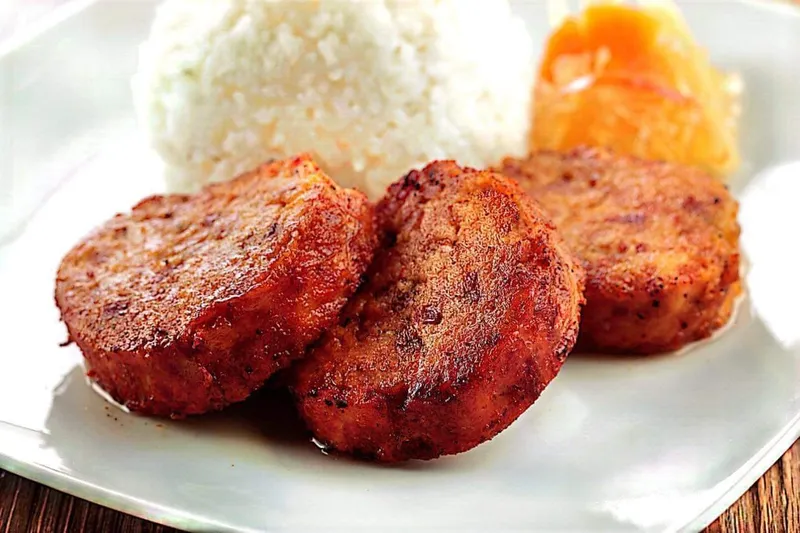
290, 161, 585, 462
55, 155, 376, 418
497, 147, 741, 354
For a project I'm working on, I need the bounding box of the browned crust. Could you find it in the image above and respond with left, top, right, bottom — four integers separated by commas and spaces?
497, 146, 741, 354
290, 161, 585, 461
55, 155, 377, 417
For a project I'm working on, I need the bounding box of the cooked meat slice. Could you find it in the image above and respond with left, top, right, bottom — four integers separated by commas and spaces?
55, 154, 376, 418
497, 146, 741, 354
290, 161, 585, 461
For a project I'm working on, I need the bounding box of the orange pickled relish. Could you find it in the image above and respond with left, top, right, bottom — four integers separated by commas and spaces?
531, 2, 740, 176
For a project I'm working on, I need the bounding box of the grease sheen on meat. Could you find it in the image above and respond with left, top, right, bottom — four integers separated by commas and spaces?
290, 161, 585, 462
56, 155, 376, 418
498, 147, 741, 354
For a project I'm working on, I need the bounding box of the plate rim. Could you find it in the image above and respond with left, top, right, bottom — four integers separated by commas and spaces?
0, 0, 98, 59
0, 445, 250, 532
3, 413, 800, 533
679, 413, 800, 532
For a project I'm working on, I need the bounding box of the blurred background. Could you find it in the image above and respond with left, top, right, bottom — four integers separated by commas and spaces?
0, 0, 69, 41
2, 0, 799, 43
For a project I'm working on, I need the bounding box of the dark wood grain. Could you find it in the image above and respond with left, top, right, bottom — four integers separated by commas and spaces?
706, 439, 800, 533
0, 470, 177, 533
1, 439, 798, 532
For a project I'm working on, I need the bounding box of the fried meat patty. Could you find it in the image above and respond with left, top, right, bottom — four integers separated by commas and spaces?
290, 161, 585, 462
56, 155, 376, 417
497, 147, 741, 354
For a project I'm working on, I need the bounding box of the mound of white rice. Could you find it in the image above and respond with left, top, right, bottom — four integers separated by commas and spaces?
134, 0, 534, 198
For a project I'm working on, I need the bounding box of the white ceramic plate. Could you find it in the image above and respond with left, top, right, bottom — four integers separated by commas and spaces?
1, 1, 800, 531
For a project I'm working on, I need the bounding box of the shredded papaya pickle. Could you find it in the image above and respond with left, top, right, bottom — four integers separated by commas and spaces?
532, 1, 740, 177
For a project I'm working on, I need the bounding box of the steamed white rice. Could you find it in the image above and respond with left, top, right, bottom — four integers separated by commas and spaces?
134, 0, 535, 198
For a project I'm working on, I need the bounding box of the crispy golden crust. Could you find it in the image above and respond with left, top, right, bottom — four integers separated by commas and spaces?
290, 161, 584, 462
56, 155, 377, 417
497, 147, 741, 354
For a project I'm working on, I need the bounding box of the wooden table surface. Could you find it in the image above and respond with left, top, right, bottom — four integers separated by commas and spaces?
1, 438, 799, 532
